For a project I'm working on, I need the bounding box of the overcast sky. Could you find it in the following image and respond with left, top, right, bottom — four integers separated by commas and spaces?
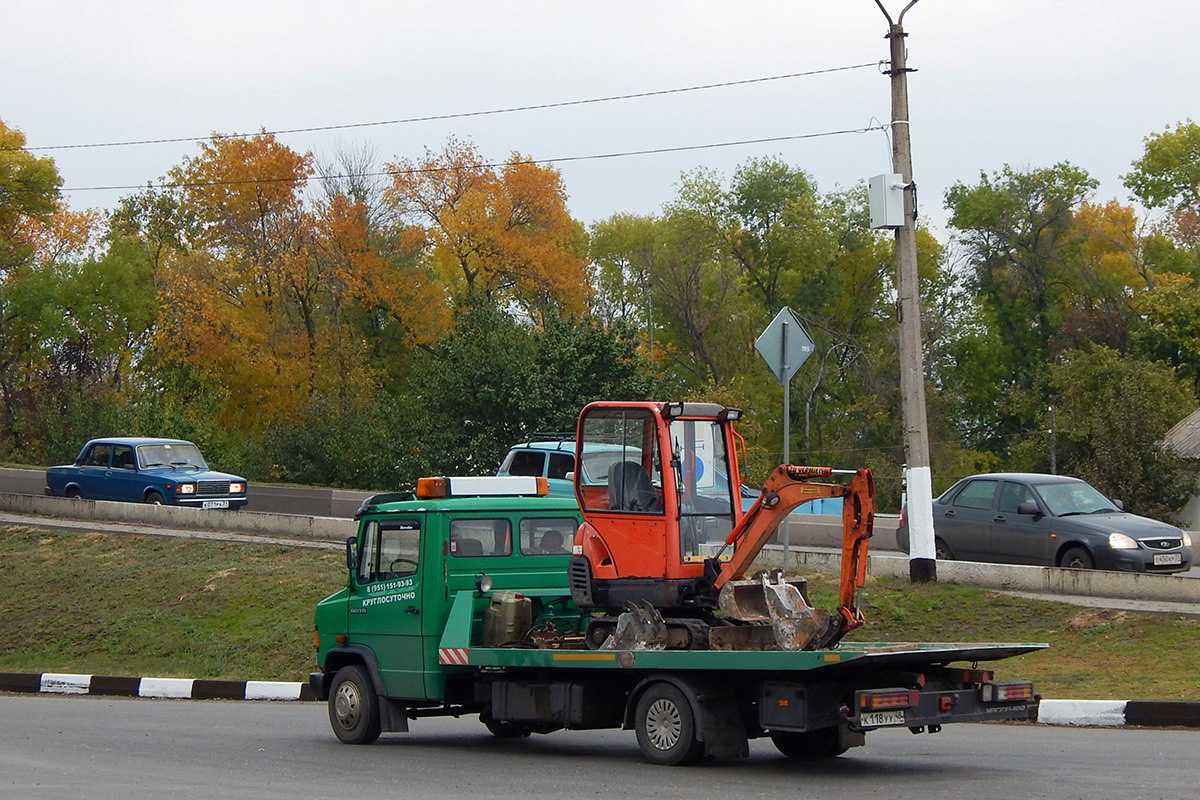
4, 1, 1195, 237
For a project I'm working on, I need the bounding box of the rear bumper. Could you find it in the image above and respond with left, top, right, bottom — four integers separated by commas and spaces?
851, 689, 1039, 731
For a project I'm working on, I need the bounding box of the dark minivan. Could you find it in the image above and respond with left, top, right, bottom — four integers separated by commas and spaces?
897, 473, 1192, 573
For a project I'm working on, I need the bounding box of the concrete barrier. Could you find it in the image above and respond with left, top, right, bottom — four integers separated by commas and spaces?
753, 546, 1200, 605
0, 492, 351, 544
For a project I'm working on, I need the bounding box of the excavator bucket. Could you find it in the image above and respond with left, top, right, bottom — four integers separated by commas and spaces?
716, 569, 836, 651
599, 601, 668, 651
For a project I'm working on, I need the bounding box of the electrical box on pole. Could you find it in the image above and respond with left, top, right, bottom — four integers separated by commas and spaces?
869, 173, 906, 229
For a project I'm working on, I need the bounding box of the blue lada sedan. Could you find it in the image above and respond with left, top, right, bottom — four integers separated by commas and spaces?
45, 437, 248, 509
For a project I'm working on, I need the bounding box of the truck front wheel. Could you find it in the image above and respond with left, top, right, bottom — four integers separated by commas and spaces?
770, 728, 847, 759
328, 665, 381, 744
634, 683, 704, 766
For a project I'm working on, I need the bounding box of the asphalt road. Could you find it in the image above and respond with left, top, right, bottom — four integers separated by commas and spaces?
3, 694, 1197, 800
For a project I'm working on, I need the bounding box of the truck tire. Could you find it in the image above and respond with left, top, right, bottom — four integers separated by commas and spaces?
1059, 546, 1094, 570
328, 665, 382, 744
633, 683, 704, 766
770, 729, 847, 759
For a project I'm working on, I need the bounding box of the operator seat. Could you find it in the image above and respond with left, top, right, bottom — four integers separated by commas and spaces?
608, 461, 660, 512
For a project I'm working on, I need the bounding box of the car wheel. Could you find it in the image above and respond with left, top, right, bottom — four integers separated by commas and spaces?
328, 665, 382, 744
1059, 546, 1094, 570
934, 537, 955, 560
144, 491, 165, 505
770, 728, 847, 760
634, 683, 704, 766
65, 487, 82, 500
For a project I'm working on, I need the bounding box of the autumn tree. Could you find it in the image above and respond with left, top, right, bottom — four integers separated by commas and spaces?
1124, 119, 1200, 249
384, 138, 588, 319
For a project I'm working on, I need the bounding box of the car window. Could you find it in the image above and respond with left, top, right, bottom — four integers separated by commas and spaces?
111, 445, 136, 470
997, 481, 1037, 513
504, 450, 546, 478
547, 452, 574, 480
951, 479, 998, 510
137, 442, 208, 469
1032, 481, 1116, 516
83, 444, 112, 467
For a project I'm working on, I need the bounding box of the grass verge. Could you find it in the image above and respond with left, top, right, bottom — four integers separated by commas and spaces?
1, 525, 1196, 699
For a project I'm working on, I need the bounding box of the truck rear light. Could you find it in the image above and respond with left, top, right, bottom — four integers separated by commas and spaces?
313, 629, 319, 650
982, 681, 1035, 702
858, 689, 919, 710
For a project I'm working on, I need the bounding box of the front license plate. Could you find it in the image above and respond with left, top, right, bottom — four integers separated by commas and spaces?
859, 710, 906, 728
202, 500, 229, 509
1153, 553, 1182, 566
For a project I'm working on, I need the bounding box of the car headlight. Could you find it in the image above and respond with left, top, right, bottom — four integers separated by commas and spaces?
178, 483, 196, 495
229, 482, 245, 494
1107, 532, 1138, 550
1184, 532, 1193, 548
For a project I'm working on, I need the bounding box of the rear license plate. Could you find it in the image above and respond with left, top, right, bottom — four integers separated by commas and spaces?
202, 500, 229, 509
1153, 553, 1182, 566
859, 710, 906, 728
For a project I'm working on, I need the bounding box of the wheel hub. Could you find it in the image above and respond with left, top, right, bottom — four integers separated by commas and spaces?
644, 698, 681, 750
334, 682, 361, 730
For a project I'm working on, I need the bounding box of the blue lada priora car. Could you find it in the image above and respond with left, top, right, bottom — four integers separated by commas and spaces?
45, 437, 248, 509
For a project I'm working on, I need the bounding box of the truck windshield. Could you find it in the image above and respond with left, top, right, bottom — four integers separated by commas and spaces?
669, 419, 736, 561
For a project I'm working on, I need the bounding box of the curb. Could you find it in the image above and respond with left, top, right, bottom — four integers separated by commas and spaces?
0, 671, 314, 701
4, 672, 1198, 728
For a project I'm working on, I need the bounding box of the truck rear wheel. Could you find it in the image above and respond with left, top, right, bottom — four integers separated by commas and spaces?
634, 683, 704, 766
328, 665, 381, 744
770, 729, 847, 759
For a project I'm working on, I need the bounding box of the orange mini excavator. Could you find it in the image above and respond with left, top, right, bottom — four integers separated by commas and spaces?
567, 401, 874, 651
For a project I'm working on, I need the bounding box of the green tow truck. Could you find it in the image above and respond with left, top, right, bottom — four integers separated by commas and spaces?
311, 458, 1044, 765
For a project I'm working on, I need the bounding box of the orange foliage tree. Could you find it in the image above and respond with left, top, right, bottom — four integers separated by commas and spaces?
383, 138, 589, 319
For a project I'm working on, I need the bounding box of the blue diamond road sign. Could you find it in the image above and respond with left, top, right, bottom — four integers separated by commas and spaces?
755, 307, 814, 384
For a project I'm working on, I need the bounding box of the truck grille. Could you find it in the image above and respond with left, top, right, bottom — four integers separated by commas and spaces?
197, 480, 231, 495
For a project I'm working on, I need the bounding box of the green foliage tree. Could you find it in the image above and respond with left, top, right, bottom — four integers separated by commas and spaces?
1049, 347, 1198, 520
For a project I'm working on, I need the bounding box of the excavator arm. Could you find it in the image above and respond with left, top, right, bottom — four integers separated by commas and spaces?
710, 465, 875, 645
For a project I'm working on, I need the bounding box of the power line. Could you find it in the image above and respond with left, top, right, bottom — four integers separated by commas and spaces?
13, 63, 881, 153
60, 124, 890, 194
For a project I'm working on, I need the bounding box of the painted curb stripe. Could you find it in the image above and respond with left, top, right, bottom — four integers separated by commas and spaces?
438, 648, 469, 665
1036, 699, 1127, 727
139, 677, 195, 698
0, 672, 42, 693
1124, 701, 1200, 728
245, 681, 303, 701
89, 675, 142, 697
192, 679, 249, 700
41, 673, 91, 694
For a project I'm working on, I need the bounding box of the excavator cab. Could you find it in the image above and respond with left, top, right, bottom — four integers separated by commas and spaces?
569, 401, 742, 612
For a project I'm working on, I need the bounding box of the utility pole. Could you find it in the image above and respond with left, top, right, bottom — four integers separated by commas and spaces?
875, 0, 936, 583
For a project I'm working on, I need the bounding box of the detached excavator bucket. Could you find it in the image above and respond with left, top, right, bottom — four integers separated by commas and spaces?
716, 569, 835, 651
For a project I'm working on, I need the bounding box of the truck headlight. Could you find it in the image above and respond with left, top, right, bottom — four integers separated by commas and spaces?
229, 482, 245, 493
178, 483, 196, 495
1107, 532, 1138, 550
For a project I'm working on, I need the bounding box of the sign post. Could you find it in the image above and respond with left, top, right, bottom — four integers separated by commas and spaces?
754, 307, 814, 566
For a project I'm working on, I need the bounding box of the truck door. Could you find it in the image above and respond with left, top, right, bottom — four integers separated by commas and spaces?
347, 515, 430, 700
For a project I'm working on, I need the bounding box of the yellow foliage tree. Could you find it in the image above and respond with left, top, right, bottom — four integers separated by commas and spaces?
383, 138, 588, 318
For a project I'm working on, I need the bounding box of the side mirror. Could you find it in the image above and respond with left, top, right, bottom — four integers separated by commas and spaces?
345, 536, 359, 572
1017, 502, 1040, 516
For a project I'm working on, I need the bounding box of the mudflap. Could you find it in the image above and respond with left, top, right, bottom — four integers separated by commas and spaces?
379, 697, 410, 732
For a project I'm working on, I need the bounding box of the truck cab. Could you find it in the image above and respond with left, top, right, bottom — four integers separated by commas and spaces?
311, 476, 582, 740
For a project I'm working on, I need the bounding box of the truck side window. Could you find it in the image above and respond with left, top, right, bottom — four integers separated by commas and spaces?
358, 519, 420, 582
519, 517, 577, 555
450, 519, 512, 557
